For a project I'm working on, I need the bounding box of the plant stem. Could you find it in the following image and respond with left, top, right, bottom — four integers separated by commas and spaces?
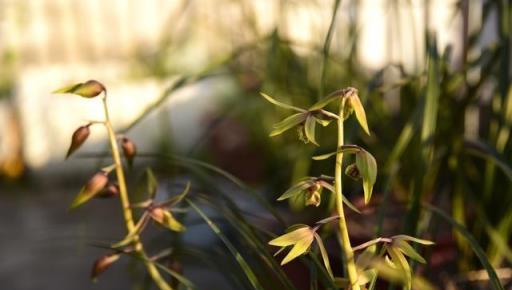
335, 98, 360, 290
101, 94, 173, 290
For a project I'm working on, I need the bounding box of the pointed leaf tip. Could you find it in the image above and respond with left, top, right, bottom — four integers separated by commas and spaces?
348, 94, 370, 135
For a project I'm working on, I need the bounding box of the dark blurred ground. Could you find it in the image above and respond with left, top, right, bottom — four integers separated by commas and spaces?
0, 181, 231, 290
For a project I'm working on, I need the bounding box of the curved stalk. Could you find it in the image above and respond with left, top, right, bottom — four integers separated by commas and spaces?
335, 98, 360, 290
101, 94, 173, 290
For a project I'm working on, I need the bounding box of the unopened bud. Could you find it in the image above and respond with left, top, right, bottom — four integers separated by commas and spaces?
86, 171, 109, 194
80, 80, 105, 98
121, 137, 137, 168
305, 183, 322, 207
97, 182, 119, 198
345, 163, 361, 180
66, 125, 90, 159
91, 253, 120, 281
69, 171, 109, 209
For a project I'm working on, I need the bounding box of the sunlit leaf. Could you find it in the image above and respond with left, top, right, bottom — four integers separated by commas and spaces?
260, 93, 306, 112
268, 226, 313, 247
53, 80, 105, 98
356, 150, 377, 204
348, 94, 370, 135
270, 113, 308, 137
394, 240, 426, 264
387, 246, 412, 290
392, 235, 435, 245
280, 233, 314, 265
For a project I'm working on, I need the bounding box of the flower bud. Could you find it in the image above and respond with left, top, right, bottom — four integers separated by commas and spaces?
305, 183, 322, 207
80, 80, 105, 98
345, 163, 361, 180
97, 182, 119, 198
90, 253, 120, 281
66, 125, 90, 159
69, 171, 109, 209
121, 137, 137, 168
86, 171, 109, 194
53, 80, 105, 98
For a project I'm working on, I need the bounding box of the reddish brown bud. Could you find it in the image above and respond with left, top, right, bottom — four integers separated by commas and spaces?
69, 171, 109, 209
90, 253, 120, 281
121, 137, 137, 168
81, 80, 105, 98
53, 80, 105, 98
86, 171, 109, 194
97, 182, 119, 198
66, 125, 90, 159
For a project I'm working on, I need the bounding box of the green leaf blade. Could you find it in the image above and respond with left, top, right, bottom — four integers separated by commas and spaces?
270, 113, 307, 137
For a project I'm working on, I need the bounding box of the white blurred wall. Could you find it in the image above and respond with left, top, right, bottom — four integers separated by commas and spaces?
0, 0, 484, 172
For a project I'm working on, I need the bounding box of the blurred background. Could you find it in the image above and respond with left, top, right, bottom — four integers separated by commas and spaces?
0, 0, 511, 289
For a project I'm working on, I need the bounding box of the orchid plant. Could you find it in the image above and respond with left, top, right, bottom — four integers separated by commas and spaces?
54, 80, 187, 290
263, 88, 434, 290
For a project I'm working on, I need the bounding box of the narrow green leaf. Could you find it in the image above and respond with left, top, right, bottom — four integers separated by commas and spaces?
260, 93, 306, 112
309, 94, 338, 110
464, 139, 512, 181
270, 113, 307, 137
321, 182, 361, 213
387, 246, 412, 290
146, 168, 158, 199
392, 235, 435, 245
425, 204, 505, 290
394, 240, 426, 264
304, 116, 319, 145
187, 199, 265, 290
312, 145, 361, 160
277, 181, 313, 201
111, 213, 148, 248
314, 233, 333, 279
162, 181, 191, 207
356, 150, 377, 204
349, 94, 370, 135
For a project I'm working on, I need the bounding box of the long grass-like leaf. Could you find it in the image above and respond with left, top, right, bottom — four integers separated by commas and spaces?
425, 204, 505, 290
187, 199, 265, 290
